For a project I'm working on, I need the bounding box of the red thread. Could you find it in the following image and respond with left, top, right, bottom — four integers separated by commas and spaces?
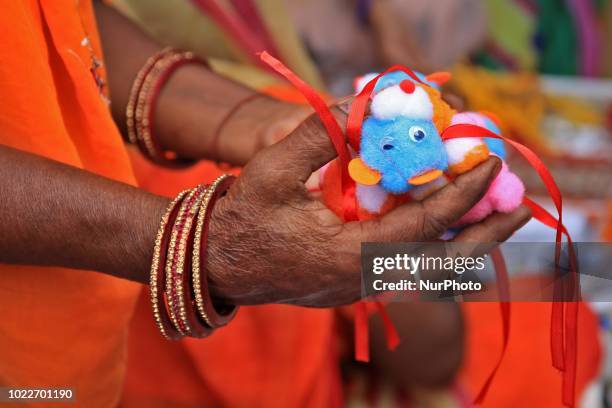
209, 93, 263, 164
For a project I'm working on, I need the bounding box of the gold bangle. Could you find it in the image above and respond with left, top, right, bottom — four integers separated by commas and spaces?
164, 185, 199, 336
192, 174, 238, 328
150, 189, 189, 340
170, 184, 211, 336
126, 47, 175, 144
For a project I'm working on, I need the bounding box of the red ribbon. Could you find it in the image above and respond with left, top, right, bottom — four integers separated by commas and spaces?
259, 52, 352, 188
374, 301, 401, 350
354, 301, 369, 362
442, 124, 579, 407
523, 197, 580, 406
260, 54, 575, 406
474, 247, 511, 403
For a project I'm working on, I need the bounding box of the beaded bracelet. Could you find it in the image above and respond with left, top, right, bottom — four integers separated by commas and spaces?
164, 186, 202, 335
192, 174, 238, 328
150, 190, 189, 340
165, 184, 211, 337
178, 186, 215, 338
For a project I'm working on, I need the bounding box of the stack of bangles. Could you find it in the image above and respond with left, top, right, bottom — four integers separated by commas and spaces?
150, 174, 238, 339
126, 48, 204, 167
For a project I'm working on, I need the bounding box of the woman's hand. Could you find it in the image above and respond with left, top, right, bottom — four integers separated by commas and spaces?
94, 2, 308, 167
206, 110, 531, 307
211, 96, 311, 165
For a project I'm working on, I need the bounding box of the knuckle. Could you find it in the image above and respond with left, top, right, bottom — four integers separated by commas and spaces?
420, 204, 449, 240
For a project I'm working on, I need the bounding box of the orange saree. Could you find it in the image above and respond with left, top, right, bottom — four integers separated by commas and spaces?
0, 1, 140, 407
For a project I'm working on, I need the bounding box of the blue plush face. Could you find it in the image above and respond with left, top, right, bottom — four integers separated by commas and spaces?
361, 116, 448, 194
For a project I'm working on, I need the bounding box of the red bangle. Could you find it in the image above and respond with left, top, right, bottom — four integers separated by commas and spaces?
126, 47, 174, 144
150, 190, 189, 340
165, 187, 198, 335
167, 184, 212, 338
129, 50, 207, 167
192, 175, 238, 328
143, 53, 206, 167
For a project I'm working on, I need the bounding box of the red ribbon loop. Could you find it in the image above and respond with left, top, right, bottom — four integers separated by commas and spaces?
260, 54, 576, 406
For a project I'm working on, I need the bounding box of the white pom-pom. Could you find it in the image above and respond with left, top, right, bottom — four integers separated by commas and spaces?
370, 85, 433, 120
354, 73, 379, 94
444, 138, 485, 166
356, 183, 388, 214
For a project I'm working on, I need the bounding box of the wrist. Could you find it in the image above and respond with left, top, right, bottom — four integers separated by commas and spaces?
212, 95, 281, 165
153, 63, 296, 166
215, 97, 307, 166
204, 194, 247, 305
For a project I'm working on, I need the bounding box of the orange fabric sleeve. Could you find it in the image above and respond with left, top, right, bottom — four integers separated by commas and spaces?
0, 1, 140, 407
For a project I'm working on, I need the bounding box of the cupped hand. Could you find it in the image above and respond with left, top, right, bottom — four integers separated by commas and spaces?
206, 110, 531, 307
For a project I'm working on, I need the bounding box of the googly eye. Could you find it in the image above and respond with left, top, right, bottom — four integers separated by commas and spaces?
409, 126, 426, 142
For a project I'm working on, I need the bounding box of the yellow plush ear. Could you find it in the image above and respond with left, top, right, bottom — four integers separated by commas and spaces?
348, 158, 381, 185
425, 72, 452, 86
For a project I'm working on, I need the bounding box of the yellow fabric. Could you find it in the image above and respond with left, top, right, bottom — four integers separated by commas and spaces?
112, 0, 325, 89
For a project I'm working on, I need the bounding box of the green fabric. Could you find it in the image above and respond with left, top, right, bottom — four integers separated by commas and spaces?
536, 0, 577, 75
471, 50, 506, 71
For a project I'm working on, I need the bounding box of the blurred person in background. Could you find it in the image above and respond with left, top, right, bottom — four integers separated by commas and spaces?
286, 0, 487, 94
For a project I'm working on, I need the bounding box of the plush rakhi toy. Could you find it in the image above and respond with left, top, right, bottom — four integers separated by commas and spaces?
321, 70, 525, 228
260, 52, 578, 407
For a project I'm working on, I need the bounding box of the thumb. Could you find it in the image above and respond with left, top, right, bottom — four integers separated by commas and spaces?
261, 107, 348, 184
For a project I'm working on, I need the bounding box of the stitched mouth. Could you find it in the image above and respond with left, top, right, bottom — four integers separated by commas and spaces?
408, 169, 444, 185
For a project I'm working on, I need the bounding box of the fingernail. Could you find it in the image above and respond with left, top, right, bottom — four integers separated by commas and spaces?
489, 156, 502, 177
508, 206, 532, 232
517, 205, 533, 226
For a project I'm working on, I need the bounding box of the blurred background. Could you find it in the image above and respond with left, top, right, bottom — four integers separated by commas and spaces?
110, 0, 612, 406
